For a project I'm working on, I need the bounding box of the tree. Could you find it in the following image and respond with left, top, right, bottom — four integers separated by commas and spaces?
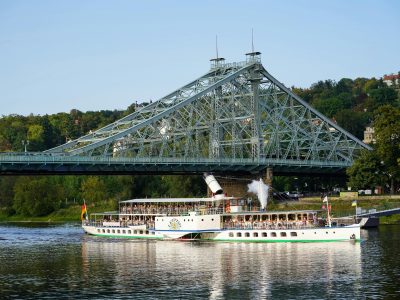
366, 88, 398, 111
347, 150, 383, 190
80, 176, 107, 204
13, 177, 63, 216
312, 95, 351, 118
163, 175, 205, 197
0, 177, 17, 215
27, 124, 44, 150
335, 109, 370, 140
373, 105, 400, 193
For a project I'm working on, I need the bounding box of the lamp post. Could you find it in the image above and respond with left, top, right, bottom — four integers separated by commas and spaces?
22, 140, 29, 153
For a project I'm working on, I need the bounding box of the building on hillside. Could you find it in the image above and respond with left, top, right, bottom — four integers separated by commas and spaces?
363, 126, 376, 144
383, 74, 400, 87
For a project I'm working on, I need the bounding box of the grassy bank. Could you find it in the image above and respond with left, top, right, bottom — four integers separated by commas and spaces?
0, 201, 116, 223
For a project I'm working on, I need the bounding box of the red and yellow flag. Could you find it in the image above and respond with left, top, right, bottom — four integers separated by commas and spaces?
81, 203, 87, 221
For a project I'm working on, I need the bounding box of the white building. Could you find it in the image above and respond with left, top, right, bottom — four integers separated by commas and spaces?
383, 74, 400, 87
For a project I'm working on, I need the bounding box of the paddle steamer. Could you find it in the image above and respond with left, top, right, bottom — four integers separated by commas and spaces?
82, 174, 360, 242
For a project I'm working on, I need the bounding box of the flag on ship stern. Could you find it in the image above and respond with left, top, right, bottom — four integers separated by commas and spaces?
352, 200, 357, 207
81, 203, 87, 220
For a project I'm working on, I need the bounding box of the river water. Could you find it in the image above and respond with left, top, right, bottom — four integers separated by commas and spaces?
0, 223, 399, 299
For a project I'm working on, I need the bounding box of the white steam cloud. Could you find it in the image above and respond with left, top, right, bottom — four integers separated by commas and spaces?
247, 178, 269, 209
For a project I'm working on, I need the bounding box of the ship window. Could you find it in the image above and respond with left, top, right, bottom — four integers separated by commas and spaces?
262, 232, 267, 237
107, 229, 110, 233
117, 230, 120, 234
146, 231, 149, 235
280, 232, 287, 237
102, 229, 105, 233
140, 230, 143, 234
314, 232, 316, 234
229, 232, 234, 237
212, 219, 214, 221
290, 232, 297, 237
253, 232, 258, 237
201, 219, 204, 221
112, 230, 115, 233
333, 231, 336, 234
271, 232, 276, 237
237, 232, 242, 237
152, 232, 155, 235
128, 230, 131, 234
134, 230, 137, 234
122, 230, 126, 234
245, 232, 250, 237
326, 232, 328, 234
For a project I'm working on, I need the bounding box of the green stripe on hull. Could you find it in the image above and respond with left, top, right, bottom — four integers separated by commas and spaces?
87, 233, 360, 243
206, 238, 360, 243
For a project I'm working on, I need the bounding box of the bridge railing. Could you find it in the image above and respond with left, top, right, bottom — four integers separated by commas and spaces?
0, 152, 352, 168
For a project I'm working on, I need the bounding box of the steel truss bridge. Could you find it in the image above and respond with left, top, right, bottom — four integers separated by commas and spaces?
0, 52, 371, 176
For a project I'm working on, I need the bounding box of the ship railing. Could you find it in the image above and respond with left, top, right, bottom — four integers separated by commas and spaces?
222, 222, 319, 230
85, 220, 156, 230
120, 207, 225, 216
196, 208, 224, 215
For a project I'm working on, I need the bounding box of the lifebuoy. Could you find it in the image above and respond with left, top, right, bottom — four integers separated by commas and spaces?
350, 234, 356, 240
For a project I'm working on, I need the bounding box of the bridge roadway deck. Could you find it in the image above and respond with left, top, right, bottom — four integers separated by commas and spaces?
0, 153, 349, 175
355, 207, 400, 218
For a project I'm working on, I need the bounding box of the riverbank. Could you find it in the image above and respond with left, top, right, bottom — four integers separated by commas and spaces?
0, 202, 116, 223
1, 197, 399, 224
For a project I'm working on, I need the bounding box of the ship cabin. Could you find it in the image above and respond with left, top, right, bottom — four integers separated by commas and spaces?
88, 197, 320, 231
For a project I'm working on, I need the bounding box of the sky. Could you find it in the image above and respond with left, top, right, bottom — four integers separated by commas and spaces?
0, 0, 399, 116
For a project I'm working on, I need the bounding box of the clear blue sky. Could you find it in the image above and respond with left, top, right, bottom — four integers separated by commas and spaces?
1, 0, 399, 116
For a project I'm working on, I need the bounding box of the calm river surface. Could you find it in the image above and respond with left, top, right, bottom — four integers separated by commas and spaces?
0, 223, 399, 299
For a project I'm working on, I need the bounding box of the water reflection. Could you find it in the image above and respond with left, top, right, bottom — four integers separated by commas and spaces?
81, 237, 362, 299
2, 224, 399, 299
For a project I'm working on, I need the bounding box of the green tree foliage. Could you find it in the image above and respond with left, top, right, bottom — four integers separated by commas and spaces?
162, 175, 206, 197
347, 150, 383, 190
80, 176, 107, 203
27, 124, 44, 150
0, 177, 17, 215
335, 109, 370, 140
366, 88, 398, 111
13, 177, 63, 216
312, 94, 352, 117
347, 105, 400, 194
373, 105, 400, 193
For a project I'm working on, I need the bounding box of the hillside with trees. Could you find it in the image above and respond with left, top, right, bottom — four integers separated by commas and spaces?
0, 74, 399, 218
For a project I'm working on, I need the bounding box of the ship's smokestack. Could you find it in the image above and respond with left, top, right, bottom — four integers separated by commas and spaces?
203, 173, 223, 195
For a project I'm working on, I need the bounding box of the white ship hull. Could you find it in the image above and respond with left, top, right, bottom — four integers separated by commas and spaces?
83, 224, 360, 242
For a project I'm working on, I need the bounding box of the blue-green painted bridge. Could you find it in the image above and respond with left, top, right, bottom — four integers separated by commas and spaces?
0, 152, 352, 175
0, 53, 370, 176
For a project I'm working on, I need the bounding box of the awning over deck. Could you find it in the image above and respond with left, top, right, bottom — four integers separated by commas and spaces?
120, 196, 236, 204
